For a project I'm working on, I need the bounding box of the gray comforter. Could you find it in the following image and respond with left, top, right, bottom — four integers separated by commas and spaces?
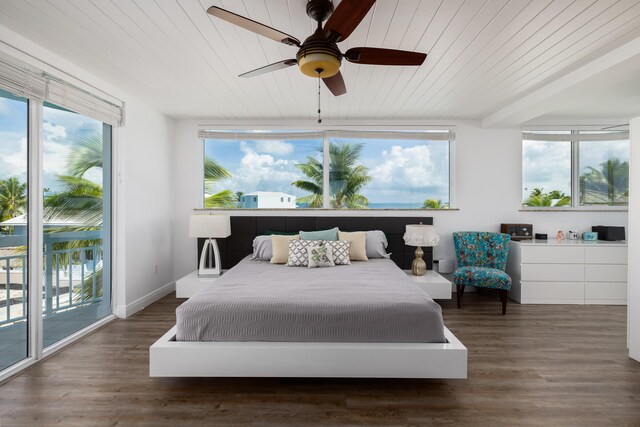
176, 257, 446, 343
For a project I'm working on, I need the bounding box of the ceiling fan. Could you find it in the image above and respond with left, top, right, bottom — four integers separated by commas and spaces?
207, 0, 427, 97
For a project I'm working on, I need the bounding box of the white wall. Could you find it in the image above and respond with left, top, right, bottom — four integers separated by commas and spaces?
629, 117, 639, 362
171, 120, 628, 279
116, 99, 175, 314
0, 25, 177, 317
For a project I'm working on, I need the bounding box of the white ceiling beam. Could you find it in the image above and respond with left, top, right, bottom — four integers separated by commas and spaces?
481, 32, 640, 128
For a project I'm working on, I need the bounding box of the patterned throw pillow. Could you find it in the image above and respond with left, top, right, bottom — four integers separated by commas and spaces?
307, 243, 335, 268
322, 240, 351, 265
287, 239, 321, 267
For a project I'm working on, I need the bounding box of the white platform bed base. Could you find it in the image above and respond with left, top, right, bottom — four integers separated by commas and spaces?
150, 326, 467, 379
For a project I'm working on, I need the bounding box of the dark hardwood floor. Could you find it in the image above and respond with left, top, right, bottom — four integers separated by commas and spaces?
1, 292, 639, 426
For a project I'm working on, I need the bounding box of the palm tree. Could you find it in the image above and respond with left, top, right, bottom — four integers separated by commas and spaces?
580, 158, 629, 205
292, 155, 323, 208
204, 156, 237, 208
0, 177, 27, 222
42, 133, 106, 303
44, 176, 103, 227
523, 188, 571, 207
293, 142, 371, 209
66, 133, 103, 177
423, 198, 449, 209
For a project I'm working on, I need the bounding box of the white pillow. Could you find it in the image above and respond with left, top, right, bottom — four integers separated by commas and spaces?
322, 240, 351, 265
307, 243, 335, 268
287, 239, 321, 267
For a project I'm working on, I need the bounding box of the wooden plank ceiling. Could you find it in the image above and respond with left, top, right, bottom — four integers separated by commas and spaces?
1, 0, 639, 121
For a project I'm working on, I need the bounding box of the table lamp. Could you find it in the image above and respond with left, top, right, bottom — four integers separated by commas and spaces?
189, 213, 231, 276
404, 223, 439, 276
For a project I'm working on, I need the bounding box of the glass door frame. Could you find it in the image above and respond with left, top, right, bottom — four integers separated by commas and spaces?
0, 99, 116, 382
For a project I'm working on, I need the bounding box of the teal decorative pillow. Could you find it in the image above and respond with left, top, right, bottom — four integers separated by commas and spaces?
300, 227, 339, 241
307, 243, 335, 268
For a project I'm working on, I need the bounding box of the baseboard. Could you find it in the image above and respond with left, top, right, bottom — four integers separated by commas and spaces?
115, 281, 176, 318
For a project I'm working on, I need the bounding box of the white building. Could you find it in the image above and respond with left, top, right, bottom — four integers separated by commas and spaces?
239, 192, 296, 209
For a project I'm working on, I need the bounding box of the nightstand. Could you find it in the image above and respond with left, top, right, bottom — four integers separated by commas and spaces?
176, 270, 226, 298
404, 270, 452, 299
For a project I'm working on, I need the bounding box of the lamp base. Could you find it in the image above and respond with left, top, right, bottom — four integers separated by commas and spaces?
198, 238, 222, 277
411, 246, 426, 276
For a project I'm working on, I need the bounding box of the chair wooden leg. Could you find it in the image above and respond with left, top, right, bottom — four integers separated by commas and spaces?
456, 285, 465, 308
498, 289, 508, 315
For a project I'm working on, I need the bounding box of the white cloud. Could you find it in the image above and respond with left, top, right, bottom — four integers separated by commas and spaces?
254, 140, 294, 155
371, 145, 446, 189
1, 137, 28, 178
43, 121, 67, 140
209, 142, 302, 196
43, 141, 71, 176
523, 141, 571, 195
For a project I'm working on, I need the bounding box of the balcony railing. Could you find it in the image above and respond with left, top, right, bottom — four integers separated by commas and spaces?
0, 230, 103, 327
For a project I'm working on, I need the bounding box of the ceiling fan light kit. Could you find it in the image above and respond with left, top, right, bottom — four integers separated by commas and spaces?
208, 0, 427, 106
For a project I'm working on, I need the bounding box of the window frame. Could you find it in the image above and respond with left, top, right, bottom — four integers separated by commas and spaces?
199, 127, 456, 211
521, 129, 629, 211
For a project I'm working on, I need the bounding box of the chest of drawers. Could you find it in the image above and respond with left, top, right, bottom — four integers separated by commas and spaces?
506, 240, 627, 305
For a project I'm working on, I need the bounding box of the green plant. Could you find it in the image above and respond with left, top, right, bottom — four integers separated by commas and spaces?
423, 199, 449, 209
523, 188, 571, 207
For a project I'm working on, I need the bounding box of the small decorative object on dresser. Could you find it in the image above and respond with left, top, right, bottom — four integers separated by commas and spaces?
189, 213, 231, 276
556, 230, 565, 240
592, 225, 625, 241
500, 223, 533, 240
566, 230, 579, 240
583, 231, 598, 241
404, 223, 439, 276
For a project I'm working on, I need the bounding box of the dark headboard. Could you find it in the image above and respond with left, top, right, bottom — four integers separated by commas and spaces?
198, 216, 434, 271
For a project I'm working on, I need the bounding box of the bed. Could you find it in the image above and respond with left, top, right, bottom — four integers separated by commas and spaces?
150, 254, 467, 378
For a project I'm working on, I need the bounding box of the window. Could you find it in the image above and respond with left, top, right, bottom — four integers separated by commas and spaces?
522, 130, 629, 208
201, 130, 453, 209
203, 132, 322, 209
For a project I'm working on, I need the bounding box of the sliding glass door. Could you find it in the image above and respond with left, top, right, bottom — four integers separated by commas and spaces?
41, 103, 111, 347
0, 88, 29, 370
0, 51, 120, 378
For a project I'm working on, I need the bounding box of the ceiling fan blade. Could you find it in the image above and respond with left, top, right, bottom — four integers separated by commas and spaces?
324, 0, 376, 43
207, 6, 300, 47
323, 71, 346, 96
344, 47, 427, 66
239, 59, 297, 78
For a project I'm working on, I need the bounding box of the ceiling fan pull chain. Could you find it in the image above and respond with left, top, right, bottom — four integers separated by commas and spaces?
317, 74, 322, 124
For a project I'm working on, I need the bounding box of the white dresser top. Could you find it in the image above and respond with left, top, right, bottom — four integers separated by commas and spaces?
512, 239, 627, 247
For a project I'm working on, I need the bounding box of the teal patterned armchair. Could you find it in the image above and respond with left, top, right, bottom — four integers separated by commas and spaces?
453, 232, 512, 315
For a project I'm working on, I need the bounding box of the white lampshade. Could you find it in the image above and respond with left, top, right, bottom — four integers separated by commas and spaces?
189, 214, 231, 238
404, 224, 439, 247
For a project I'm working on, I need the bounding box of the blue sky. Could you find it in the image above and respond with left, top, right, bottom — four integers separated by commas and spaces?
205, 136, 450, 205
0, 90, 104, 193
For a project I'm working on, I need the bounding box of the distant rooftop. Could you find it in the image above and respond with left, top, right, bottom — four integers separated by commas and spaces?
243, 191, 296, 198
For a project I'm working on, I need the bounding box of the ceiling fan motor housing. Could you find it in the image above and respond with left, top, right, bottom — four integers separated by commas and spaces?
297, 31, 342, 78
306, 0, 334, 23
